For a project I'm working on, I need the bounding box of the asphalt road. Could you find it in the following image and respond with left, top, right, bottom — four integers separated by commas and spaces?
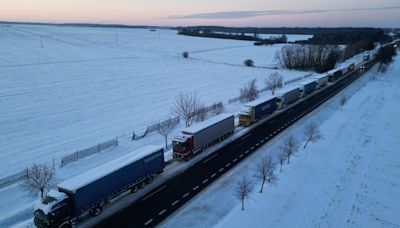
98, 60, 376, 228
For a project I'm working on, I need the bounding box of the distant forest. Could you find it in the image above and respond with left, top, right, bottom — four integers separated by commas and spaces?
177, 26, 392, 45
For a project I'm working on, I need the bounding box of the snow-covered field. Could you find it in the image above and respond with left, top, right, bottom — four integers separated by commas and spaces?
0, 24, 309, 179
2, 24, 386, 227
162, 56, 400, 227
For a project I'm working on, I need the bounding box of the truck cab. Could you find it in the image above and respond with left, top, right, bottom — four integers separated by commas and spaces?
348, 63, 355, 73
297, 80, 317, 98
172, 134, 194, 161
34, 190, 71, 228
238, 106, 253, 127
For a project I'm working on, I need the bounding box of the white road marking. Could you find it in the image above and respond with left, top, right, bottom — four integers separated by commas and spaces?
239, 154, 244, 158
226, 163, 231, 167
260, 139, 264, 143
202, 153, 218, 163
251, 146, 254, 150
142, 185, 166, 201
183, 193, 190, 198
193, 186, 199, 191
144, 219, 153, 226
219, 168, 224, 172
245, 150, 249, 154
256, 143, 259, 146
158, 209, 166, 215
211, 173, 216, 178
171, 200, 179, 206
202, 179, 208, 184
233, 158, 238, 162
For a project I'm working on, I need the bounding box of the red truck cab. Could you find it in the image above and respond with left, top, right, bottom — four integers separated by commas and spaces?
172, 134, 194, 161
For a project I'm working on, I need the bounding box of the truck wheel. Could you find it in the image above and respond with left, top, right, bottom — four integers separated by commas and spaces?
146, 176, 153, 184
139, 181, 146, 188
131, 185, 138, 193
90, 207, 102, 216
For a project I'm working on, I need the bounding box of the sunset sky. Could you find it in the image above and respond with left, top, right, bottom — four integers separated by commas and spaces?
1, 0, 399, 27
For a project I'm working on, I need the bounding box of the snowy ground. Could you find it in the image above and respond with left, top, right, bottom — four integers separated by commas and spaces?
161, 56, 400, 227
1, 23, 377, 227
0, 24, 315, 227
0, 24, 309, 179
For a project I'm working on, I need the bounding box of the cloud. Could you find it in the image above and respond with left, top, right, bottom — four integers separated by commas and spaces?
167, 6, 400, 20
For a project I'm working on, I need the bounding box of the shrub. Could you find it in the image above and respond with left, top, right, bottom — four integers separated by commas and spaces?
244, 59, 254, 67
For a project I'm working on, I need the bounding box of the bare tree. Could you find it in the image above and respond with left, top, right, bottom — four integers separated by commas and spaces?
194, 104, 207, 122
235, 176, 253, 210
265, 72, 283, 95
278, 150, 287, 172
156, 117, 178, 150
376, 45, 397, 72
339, 95, 348, 111
303, 122, 322, 148
280, 135, 300, 164
275, 45, 340, 73
21, 164, 55, 198
173, 92, 200, 127
240, 79, 259, 103
211, 102, 224, 115
254, 156, 277, 193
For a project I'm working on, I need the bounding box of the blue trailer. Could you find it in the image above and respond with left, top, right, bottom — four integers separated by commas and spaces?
34, 145, 164, 227
239, 95, 277, 126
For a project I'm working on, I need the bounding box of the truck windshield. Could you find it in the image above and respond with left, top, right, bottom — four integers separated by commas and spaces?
172, 141, 185, 150
239, 114, 249, 119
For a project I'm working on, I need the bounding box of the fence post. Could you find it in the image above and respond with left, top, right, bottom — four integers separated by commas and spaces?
132, 130, 136, 140
116, 136, 118, 147
98, 144, 100, 153
75, 150, 79, 161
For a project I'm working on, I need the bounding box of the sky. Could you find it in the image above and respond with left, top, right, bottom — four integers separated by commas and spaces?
0, 0, 399, 27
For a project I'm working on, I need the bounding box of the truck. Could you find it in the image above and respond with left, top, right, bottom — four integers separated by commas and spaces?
34, 145, 165, 228
297, 79, 317, 98
239, 95, 277, 127
312, 74, 329, 89
275, 86, 300, 109
347, 63, 355, 73
172, 113, 234, 161
328, 70, 343, 82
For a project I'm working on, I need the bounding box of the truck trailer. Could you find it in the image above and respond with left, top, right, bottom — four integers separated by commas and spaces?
297, 79, 317, 98
34, 145, 165, 228
172, 113, 235, 161
275, 86, 300, 109
239, 95, 277, 127
328, 70, 343, 82
312, 74, 329, 89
